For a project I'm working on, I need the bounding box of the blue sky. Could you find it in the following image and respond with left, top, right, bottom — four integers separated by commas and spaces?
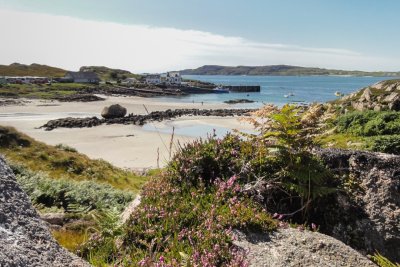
0, 0, 399, 72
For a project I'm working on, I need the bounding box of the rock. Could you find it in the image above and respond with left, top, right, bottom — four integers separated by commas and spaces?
40, 213, 66, 226
224, 99, 255, 104
56, 94, 105, 102
234, 228, 376, 267
388, 99, 400, 111
41, 109, 255, 131
315, 149, 400, 262
360, 88, 372, 102
383, 92, 399, 103
373, 104, 382, 112
101, 104, 127, 119
0, 156, 90, 267
352, 101, 366, 111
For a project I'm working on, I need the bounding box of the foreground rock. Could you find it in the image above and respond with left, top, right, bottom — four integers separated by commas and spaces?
234, 228, 376, 267
101, 104, 127, 119
41, 108, 255, 131
316, 149, 400, 262
0, 156, 90, 267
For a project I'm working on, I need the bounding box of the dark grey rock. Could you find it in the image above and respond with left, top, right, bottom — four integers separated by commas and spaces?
0, 156, 90, 267
316, 149, 400, 262
101, 104, 127, 119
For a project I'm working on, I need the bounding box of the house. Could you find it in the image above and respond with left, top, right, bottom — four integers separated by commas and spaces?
145, 72, 182, 85
166, 72, 182, 85
145, 74, 161, 84
63, 71, 100, 84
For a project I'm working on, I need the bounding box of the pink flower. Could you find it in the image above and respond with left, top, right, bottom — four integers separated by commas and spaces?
159, 256, 164, 262
311, 223, 317, 231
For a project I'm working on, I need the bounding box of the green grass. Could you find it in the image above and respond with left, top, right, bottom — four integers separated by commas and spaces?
0, 83, 97, 99
0, 126, 148, 192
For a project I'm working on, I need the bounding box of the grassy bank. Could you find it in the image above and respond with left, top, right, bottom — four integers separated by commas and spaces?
0, 126, 148, 191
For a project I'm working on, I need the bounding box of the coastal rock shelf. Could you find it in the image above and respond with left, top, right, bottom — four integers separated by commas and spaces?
40, 108, 256, 131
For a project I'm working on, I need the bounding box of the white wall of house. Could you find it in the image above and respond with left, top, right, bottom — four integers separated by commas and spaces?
146, 75, 161, 84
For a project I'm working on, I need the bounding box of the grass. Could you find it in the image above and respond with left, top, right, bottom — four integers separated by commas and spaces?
52, 229, 88, 252
0, 126, 148, 192
0, 83, 96, 99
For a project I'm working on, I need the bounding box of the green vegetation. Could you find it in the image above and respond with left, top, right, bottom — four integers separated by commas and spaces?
371, 253, 400, 267
325, 111, 400, 154
336, 111, 400, 136
181, 64, 400, 76
12, 164, 133, 213
0, 83, 97, 99
80, 104, 340, 266
0, 63, 67, 77
0, 126, 148, 191
79, 66, 142, 81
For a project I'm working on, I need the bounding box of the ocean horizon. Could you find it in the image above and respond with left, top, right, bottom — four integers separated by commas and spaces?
153, 75, 396, 108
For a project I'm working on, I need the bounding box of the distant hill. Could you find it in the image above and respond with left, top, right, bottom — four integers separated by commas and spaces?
0, 63, 67, 77
79, 66, 140, 81
180, 65, 400, 77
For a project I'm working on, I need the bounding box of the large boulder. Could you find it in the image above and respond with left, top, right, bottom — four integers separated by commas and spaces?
0, 156, 90, 267
234, 228, 376, 266
101, 104, 127, 119
315, 149, 400, 262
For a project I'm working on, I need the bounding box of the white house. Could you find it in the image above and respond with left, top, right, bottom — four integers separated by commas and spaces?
166, 72, 182, 85
145, 74, 161, 84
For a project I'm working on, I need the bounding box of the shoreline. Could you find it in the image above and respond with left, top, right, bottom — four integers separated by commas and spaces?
0, 95, 254, 169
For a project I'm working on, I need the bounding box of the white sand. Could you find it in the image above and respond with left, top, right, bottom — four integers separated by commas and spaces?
0, 95, 254, 169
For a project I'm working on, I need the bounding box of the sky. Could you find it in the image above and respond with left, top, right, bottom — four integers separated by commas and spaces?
0, 0, 399, 73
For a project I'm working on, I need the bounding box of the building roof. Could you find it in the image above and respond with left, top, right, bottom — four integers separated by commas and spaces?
66, 71, 99, 80
167, 71, 180, 77
146, 74, 161, 79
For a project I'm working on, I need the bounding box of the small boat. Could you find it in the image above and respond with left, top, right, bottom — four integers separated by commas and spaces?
288, 92, 295, 96
335, 91, 342, 97
213, 87, 229, 94
284, 94, 289, 98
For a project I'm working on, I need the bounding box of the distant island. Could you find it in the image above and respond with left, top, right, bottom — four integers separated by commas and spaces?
180, 65, 400, 77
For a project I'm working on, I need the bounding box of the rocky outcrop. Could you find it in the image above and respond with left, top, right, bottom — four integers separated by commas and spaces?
56, 94, 105, 102
0, 156, 90, 267
337, 79, 400, 111
234, 228, 376, 266
101, 104, 127, 119
315, 149, 400, 262
41, 108, 255, 131
224, 99, 255, 104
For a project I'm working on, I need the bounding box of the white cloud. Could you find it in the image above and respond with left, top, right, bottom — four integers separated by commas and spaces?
0, 9, 398, 72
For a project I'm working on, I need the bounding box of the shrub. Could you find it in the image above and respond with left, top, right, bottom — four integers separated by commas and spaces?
336, 111, 400, 136
80, 175, 276, 266
11, 164, 133, 212
368, 135, 400, 154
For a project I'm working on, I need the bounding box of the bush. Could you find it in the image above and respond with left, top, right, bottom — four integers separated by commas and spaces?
11, 164, 133, 212
368, 135, 400, 154
336, 111, 400, 136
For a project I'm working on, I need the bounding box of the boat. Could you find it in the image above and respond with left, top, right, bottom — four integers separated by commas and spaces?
284, 94, 289, 98
213, 86, 230, 94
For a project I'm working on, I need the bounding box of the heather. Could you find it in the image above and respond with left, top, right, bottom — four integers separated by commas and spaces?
80, 104, 341, 266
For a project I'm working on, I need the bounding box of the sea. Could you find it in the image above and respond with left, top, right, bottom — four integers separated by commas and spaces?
155, 75, 394, 108
146, 75, 396, 137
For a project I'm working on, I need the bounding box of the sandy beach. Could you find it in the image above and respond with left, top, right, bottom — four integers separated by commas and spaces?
0, 95, 254, 169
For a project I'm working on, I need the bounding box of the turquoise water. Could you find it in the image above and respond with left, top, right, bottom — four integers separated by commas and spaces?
155, 75, 394, 107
